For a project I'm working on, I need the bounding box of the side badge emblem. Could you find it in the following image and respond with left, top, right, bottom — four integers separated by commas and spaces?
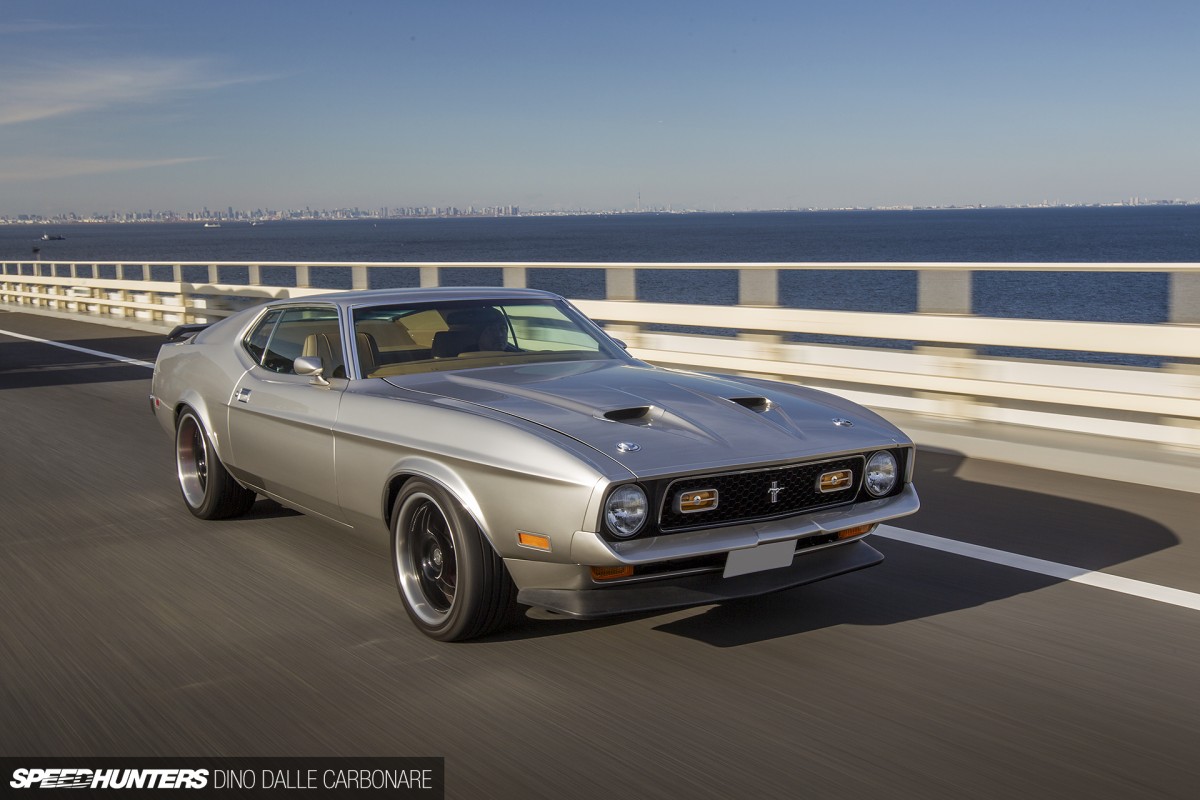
832, 418, 854, 427
616, 442, 641, 453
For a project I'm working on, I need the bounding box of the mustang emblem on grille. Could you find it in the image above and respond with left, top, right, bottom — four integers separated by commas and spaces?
767, 480, 786, 503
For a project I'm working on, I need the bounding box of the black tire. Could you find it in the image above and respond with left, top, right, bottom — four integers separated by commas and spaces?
391, 479, 517, 642
175, 407, 257, 520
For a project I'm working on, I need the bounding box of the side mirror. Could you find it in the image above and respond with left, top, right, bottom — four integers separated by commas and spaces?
293, 356, 330, 386
612, 338, 629, 350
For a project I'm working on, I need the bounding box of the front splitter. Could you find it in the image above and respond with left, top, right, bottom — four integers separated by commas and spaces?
517, 539, 884, 619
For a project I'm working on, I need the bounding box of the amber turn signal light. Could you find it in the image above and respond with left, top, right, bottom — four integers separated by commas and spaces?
590, 565, 635, 581
835, 524, 876, 539
517, 532, 552, 551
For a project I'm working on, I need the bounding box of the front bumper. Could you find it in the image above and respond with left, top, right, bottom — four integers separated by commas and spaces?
516, 539, 883, 619
571, 483, 918, 566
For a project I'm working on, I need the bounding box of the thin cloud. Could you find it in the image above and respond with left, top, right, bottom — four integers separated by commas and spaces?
0, 156, 215, 183
0, 57, 273, 126
0, 20, 93, 35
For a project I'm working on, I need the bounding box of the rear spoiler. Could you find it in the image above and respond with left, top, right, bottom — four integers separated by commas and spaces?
165, 323, 212, 343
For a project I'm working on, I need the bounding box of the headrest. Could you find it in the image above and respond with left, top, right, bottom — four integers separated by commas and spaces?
444, 306, 503, 328
431, 329, 479, 358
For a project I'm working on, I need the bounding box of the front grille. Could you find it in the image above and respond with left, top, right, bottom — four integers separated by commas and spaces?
658, 456, 864, 532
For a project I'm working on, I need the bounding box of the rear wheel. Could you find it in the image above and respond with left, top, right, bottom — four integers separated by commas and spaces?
175, 408, 256, 520
391, 480, 517, 641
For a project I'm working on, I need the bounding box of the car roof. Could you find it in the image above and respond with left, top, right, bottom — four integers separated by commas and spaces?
273, 286, 566, 311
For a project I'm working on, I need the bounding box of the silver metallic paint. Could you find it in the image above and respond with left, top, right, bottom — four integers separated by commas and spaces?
151, 287, 919, 602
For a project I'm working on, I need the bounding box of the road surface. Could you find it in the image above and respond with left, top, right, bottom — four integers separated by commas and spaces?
2, 310, 1198, 799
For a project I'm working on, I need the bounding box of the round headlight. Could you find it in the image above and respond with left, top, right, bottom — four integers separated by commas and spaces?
605, 484, 648, 538
865, 451, 899, 497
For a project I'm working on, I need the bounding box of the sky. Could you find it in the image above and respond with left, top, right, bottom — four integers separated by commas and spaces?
1, 0, 1198, 215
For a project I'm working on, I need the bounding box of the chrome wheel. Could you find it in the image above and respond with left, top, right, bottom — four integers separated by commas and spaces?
174, 407, 256, 520
176, 412, 210, 509
390, 480, 518, 641
397, 492, 458, 626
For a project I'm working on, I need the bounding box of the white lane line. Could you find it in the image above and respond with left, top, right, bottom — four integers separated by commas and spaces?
0, 328, 155, 369
876, 525, 1200, 612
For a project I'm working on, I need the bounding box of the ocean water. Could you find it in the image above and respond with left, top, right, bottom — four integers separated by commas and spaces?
5, 206, 1197, 365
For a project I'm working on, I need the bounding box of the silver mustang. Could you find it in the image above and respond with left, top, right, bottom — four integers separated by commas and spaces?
150, 287, 919, 640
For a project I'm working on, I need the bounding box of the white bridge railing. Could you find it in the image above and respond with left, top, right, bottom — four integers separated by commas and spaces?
3, 260, 1199, 451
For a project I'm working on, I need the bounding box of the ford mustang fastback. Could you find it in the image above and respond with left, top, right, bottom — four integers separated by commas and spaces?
151, 287, 919, 640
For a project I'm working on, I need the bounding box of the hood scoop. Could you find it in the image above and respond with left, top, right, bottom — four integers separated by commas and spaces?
728, 396, 772, 413
599, 405, 662, 426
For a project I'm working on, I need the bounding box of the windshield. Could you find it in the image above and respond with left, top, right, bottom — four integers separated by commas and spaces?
351, 298, 628, 377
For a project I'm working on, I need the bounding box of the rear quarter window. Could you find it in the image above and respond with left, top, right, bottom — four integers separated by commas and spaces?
242, 309, 283, 364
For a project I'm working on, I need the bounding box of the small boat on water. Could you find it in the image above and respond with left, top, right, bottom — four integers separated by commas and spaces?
41, 233, 66, 240
203, 222, 221, 228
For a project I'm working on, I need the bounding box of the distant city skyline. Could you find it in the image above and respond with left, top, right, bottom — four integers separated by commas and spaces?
2, 2, 1199, 216
5, 195, 1196, 226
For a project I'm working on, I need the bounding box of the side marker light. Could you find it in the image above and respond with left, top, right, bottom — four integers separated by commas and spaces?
517, 532, 552, 551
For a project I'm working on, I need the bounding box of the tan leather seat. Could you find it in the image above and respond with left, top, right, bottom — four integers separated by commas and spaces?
355, 331, 380, 375
300, 332, 346, 378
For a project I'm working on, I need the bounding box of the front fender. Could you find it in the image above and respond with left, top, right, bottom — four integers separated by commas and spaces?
335, 389, 624, 560
382, 457, 491, 545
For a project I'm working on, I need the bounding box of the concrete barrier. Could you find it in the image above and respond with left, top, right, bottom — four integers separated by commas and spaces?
4, 260, 1198, 468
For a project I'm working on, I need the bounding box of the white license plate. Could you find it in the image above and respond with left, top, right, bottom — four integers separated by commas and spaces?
723, 540, 796, 578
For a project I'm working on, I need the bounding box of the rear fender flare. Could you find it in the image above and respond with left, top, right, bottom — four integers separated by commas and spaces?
173, 389, 229, 460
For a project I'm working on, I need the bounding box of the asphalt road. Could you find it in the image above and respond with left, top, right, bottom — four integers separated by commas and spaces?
2, 310, 1198, 799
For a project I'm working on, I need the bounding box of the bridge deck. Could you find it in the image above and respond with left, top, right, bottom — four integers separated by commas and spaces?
2, 310, 1198, 797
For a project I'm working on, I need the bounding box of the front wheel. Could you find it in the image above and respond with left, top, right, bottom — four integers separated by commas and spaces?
175, 408, 257, 520
391, 480, 517, 641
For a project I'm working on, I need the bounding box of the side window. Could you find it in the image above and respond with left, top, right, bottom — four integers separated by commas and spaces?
261, 307, 343, 376
243, 309, 283, 365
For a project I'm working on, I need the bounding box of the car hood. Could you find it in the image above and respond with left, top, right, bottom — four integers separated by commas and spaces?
386, 361, 908, 478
